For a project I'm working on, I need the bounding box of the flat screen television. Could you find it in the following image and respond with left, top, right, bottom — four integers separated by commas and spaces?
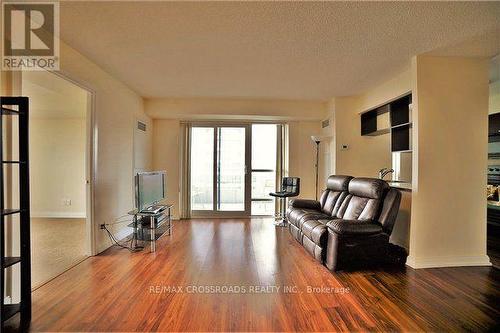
135, 171, 166, 212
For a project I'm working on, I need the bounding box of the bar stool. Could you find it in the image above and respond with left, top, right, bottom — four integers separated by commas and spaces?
270, 177, 300, 227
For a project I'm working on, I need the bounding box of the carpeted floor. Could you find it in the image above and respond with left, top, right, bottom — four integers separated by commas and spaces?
31, 217, 87, 288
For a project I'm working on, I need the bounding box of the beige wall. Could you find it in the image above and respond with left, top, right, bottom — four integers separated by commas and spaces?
152, 119, 181, 219
288, 121, 323, 199
145, 97, 327, 121
329, 68, 411, 178
333, 96, 390, 177
2, 40, 152, 258
134, 116, 153, 174
30, 118, 86, 218
408, 56, 490, 268
59, 41, 153, 253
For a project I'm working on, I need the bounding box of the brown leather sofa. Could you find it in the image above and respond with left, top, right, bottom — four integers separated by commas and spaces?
287, 175, 401, 271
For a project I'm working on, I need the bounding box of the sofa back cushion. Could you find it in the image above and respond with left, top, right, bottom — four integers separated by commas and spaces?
335, 178, 389, 221
319, 175, 353, 215
378, 188, 402, 233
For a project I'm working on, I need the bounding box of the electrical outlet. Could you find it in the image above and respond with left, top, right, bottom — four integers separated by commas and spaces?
61, 199, 72, 206
100, 224, 106, 230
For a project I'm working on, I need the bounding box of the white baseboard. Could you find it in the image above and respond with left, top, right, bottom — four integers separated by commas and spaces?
31, 211, 86, 219
406, 254, 491, 269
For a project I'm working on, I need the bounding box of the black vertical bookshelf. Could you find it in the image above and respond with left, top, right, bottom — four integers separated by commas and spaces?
1, 97, 31, 331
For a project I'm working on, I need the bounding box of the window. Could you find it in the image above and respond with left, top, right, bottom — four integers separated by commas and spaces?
190, 127, 214, 210
251, 124, 277, 215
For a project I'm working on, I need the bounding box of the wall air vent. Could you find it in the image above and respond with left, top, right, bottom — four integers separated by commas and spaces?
137, 121, 146, 132
321, 119, 330, 128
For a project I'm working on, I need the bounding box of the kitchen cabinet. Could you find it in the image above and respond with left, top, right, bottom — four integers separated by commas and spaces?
488, 113, 500, 142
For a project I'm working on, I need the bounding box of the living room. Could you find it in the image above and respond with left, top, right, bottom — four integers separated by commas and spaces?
1, 1, 499, 332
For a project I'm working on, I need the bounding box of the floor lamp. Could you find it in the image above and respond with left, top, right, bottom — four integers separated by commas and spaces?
311, 135, 327, 200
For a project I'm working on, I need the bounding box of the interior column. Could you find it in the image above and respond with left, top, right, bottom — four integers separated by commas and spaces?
408, 55, 491, 268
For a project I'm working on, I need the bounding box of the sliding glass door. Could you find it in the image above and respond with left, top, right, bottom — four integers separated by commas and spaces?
189, 123, 279, 217
190, 125, 251, 217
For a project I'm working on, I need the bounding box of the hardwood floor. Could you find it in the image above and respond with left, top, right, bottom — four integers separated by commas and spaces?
6, 218, 500, 332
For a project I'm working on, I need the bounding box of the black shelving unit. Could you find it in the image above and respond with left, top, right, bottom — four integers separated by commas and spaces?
1, 97, 31, 331
360, 93, 412, 152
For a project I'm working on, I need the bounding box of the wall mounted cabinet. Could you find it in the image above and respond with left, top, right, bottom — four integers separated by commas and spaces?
360, 93, 412, 152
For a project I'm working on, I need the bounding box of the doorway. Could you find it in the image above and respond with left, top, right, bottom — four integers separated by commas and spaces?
189, 123, 280, 217
190, 125, 251, 217
21, 71, 93, 288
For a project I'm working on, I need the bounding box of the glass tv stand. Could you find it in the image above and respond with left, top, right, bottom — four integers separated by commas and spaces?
128, 204, 173, 252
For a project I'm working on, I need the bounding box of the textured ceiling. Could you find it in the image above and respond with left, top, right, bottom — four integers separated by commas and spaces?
59, 1, 500, 100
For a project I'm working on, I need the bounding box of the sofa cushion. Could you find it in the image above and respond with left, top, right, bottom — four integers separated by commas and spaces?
348, 178, 388, 199
321, 190, 343, 215
302, 236, 323, 261
330, 191, 349, 218
297, 212, 330, 230
327, 219, 383, 236
326, 175, 353, 191
335, 195, 383, 221
288, 208, 329, 228
288, 223, 303, 244
289, 199, 321, 210
301, 219, 330, 244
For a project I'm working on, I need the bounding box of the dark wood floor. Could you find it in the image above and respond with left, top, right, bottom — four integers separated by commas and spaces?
6, 218, 500, 332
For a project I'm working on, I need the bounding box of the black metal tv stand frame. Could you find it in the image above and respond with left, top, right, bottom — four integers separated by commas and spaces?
128, 204, 172, 252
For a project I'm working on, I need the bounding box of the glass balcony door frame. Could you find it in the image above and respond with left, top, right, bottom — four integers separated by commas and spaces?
190, 123, 251, 218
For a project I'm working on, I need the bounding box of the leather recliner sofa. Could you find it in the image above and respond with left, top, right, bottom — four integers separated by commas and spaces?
287, 175, 401, 271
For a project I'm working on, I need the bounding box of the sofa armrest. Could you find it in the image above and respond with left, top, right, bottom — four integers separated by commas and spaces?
289, 199, 321, 210
326, 219, 383, 236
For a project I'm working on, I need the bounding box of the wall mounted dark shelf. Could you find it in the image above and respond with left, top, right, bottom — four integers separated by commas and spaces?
1, 96, 31, 331
391, 122, 412, 130
364, 128, 390, 136
391, 123, 411, 152
360, 93, 412, 153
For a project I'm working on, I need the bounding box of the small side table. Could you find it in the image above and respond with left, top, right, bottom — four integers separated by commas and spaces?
128, 204, 173, 252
